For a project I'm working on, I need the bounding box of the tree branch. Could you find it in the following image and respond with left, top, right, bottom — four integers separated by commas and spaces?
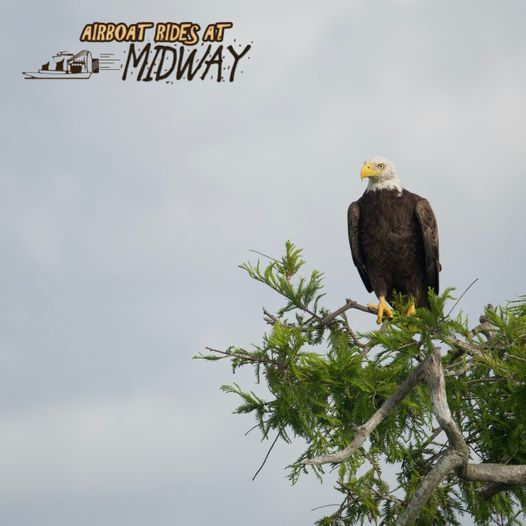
316, 298, 374, 328
446, 277, 479, 316
304, 344, 526, 523
252, 431, 281, 481
424, 349, 467, 454
203, 346, 261, 363
302, 352, 435, 465
472, 320, 496, 340
445, 359, 473, 377
444, 336, 484, 359
477, 482, 511, 500
340, 312, 366, 348
463, 463, 526, 485
396, 449, 465, 526
397, 349, 468, 525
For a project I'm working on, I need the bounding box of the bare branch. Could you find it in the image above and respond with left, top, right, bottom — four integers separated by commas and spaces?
464, 463, 526, 485
396, 449, 465, 526
341, 312, 366, 349
252, 431, 280, 481
310, 503, 341, 512
316, 298, 374, 328
424, 349, 467, 454
244, 423, 260, 437
262, 308, 279, 325
446, 278, 479, 317
249, 248, 279, 263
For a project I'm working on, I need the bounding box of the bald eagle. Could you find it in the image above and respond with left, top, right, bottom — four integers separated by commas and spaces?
348, 157, 441, 324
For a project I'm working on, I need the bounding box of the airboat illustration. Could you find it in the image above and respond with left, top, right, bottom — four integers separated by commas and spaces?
23, 50, 99, 79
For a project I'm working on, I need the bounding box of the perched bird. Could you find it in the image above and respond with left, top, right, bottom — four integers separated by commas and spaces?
347, 156, 441, 324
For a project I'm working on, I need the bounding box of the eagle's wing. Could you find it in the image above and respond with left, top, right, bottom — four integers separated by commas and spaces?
415, 198, 441, 293
347, 201, 373, 292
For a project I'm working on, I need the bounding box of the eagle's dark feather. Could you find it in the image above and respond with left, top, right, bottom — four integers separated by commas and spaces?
348, 188, 440, 308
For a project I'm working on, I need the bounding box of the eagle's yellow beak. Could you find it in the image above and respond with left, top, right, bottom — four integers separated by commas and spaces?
360, 163, 379, 180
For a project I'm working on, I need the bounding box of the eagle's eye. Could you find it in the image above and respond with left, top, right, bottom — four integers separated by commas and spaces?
377, 163, 385, 170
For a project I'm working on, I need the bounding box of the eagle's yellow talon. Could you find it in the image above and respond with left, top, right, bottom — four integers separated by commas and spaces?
369, 296, 393, 324
406, 303, 417, 316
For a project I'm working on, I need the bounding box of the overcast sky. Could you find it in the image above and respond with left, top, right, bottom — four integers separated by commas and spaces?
1, 1, 525, 525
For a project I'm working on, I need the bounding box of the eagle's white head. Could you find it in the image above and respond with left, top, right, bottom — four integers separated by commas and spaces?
360, 156, 403, 194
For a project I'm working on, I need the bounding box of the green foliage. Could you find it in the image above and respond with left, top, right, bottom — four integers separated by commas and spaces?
197, 242, 526, 525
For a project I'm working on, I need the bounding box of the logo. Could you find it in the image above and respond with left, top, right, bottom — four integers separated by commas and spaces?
23, 21, 252, 83
23, 50, 117, 79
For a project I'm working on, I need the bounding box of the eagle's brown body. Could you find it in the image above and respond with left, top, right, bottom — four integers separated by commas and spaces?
348, 188, 440, 308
